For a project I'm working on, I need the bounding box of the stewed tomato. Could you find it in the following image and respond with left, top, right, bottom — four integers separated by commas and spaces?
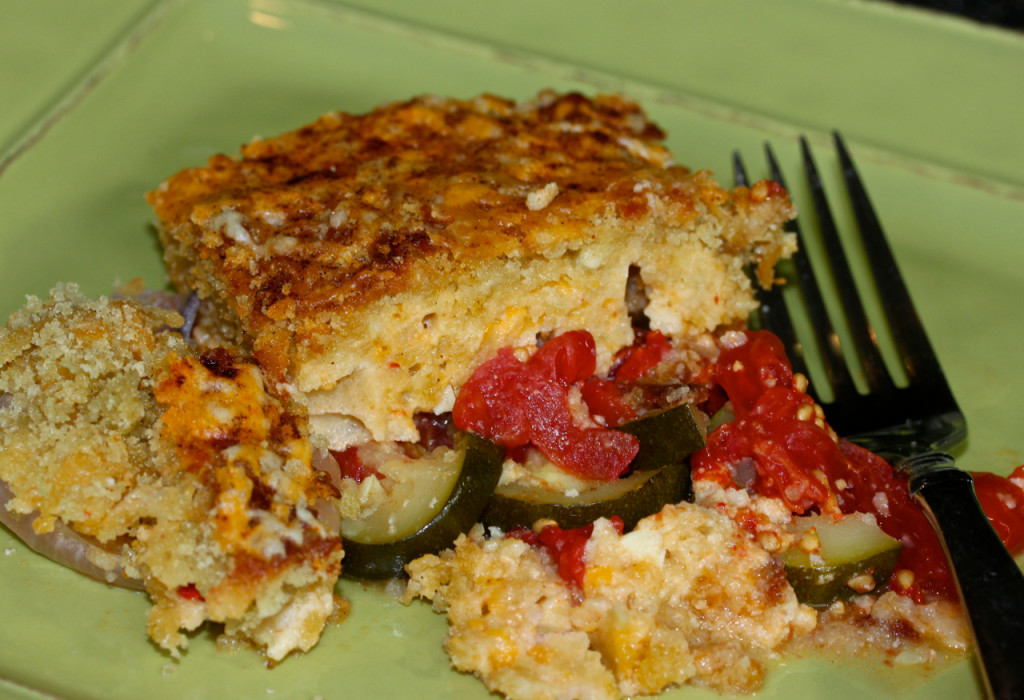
692, 330, 956, 601
579, 377, 637, 426
971, 465, 1024, 556
509, 516, 625, 590
453, 331, 639, 481
330, 445, 380, 484
614, 329, 671, 382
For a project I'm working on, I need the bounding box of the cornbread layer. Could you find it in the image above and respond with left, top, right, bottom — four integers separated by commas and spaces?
149, 91, 795, 446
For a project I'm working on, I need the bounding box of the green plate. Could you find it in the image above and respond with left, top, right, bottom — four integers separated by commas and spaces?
1, 1, 1022, 698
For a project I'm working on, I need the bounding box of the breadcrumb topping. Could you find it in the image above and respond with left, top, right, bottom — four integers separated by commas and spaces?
0, 286, 343, 662
149, 91, 795, 446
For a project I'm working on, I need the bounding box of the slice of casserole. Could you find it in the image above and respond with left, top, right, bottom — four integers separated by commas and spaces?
148, 91, 794, 449
0, 285, 344, 662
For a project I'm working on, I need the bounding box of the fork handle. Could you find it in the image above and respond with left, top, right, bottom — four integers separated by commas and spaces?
904, 452, 1024, 700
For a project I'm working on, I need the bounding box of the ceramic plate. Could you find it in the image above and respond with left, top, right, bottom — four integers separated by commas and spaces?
1, 1, 1021, 698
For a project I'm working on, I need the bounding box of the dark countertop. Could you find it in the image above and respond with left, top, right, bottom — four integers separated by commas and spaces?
894, 0, 1024, 28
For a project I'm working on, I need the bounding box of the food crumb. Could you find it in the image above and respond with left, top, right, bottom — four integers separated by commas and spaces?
3, 548, 15, 556
384, 578, 406, 599
526, 182, 559, 210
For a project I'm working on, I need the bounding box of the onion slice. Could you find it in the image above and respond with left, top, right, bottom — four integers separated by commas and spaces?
0, 479, 143, 591
311, 448, 342, 535
178, 291, 201, 342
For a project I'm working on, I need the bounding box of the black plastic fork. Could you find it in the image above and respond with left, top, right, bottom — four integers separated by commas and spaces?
735, 133, 1024, 700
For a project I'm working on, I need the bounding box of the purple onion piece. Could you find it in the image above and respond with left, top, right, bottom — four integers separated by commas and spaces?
114, 288, 201, 342
178, 291, 201, 342
0, 479, 144, 591
730, 457, 759, 489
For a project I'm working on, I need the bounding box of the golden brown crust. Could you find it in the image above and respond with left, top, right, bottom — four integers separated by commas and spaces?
151, 94, 788, 360
150, 91, 795, 444
0, 286, 343, 661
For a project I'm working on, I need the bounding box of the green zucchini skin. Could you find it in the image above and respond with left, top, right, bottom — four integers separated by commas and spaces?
617, 403, 705, 472
341, 433, 503, 580
481, 403, 706, 532
782, 513, 902, 607
342, 404, 706, 577
481, 460, 691, 532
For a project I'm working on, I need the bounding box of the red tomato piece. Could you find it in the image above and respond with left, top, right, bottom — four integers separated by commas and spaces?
750, 421, 838, 514
531, 409, 639, 480
579, 377, 637, 427
615, 330, 671, 381
331, 446, 380, 484
177, 583, 205, 601
748, 385, 816, 422
694, 415, 836, 514
528, 330, 597, 386
453, 331, 639, 480
511, 517, 625, 590
452, 347, 532, 446
971, 466, 1024, 556
714, 331, 794, 415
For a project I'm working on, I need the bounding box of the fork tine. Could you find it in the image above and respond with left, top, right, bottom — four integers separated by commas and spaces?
762, 143, 857, 403
832, 133, 956, 405
800, 136, 897, 397
732, 151, 812, 384
731, 150, 749, 189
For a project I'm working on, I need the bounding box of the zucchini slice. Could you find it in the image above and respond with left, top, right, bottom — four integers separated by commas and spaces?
617, 403, 706, 472
341, 432, 502, 579
482, 403, 706, 531
707, 401, 735, 432
782, 513, 902, 606
482, 459, 691, 532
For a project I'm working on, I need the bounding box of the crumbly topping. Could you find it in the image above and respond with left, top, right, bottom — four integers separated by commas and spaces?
0, 286, 343, 662
404, 504, 816, 698
149, 91, 795, 445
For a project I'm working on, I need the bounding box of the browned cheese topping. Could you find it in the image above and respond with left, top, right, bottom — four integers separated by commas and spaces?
149, 91, 795, 447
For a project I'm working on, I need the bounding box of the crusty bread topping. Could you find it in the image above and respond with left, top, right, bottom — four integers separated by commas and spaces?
149, 91, 795, 447
0, 286, 344, 662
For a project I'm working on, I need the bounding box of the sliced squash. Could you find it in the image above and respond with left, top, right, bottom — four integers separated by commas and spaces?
482, 459, 690, 532
340, 432, 502, 579
782, 512, 902, 606
482, 403, 706, 531
617, 403, 706, 472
